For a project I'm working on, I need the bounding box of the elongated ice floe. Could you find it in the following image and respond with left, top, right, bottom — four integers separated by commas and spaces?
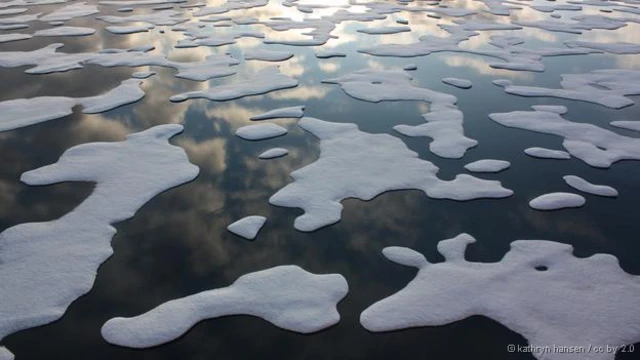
270, 118, 512, 232
565, 40, 640, 54
611, 121, 640, 132
442, 77, 472, 89
490, 106, 640, 168
496, 69, 640, 109
464, 159, 510, 173
170, 66, 298, 102
0, 33, 31, 43
227, 215, 266, 240
360, 234, 640, 360
524, 147, 570, 159
244, 49, 293, 62
563, 175, 618, 197
33, 26, 96, 37
40, 2, 99, 22
357, 26, 410, 35
529, 192, 585, 210
106, 23, 154, 34
251, 105, 304, 120
0, 125, 199, 359
0, 78, 145, 132
323, 69, 476, 159
259, 148, 288, 159
98, 9, 187, 26
235, 123, 287, 141
315, 50, 346, 59
102, 265, 348, 348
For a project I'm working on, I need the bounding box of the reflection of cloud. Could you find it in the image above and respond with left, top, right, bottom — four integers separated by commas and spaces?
318, 61, 341, 73
177, 137, 228, 174
268, 85, 330, 100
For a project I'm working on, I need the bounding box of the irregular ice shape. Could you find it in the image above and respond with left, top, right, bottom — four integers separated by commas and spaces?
563, 175, 618, 197
442, 77, 472, 89
490, 106, 640, 168
270, 118, 512, 232
0, 24, 29, 30
324, 69, 476, 159
259, 148, 288, 159
0, 13, 38, 24
529, 192, 585, 210
251, 106, 304, 120
98, 9, 187, 26
34, 26, 96, 37
0, 33, 31, 43
235, 123, 287, 141
611, 121, 640, 132
102, 265, 348, 348
40, 2, 98, 22
0, 125, 199, 358
170, 66, 298, 102
106, 23, 154, 34
360, 234, 640, 360
193, 0, 267, 16
497, 69, 640, 109
357, 26, 411, 35
315, 50, 346, 59
0, 8, 26, 15
464, 159, 510, 173
0, 79, 145, 132
514, 14, 627, 34
565, 40, 640, 54
174, 25, 264, 48
227, 215, 266, 240
100, 0, 186, 5
244, 49, 293, 62
524, 147, 570, 159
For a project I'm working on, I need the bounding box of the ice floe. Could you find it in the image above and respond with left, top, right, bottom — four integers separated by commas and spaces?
529, 192, 586, 210
442, 77, 472, 89
170, 66, 298, 102
244, 49, 294, 62
98, 9, 187, 26
611, 121, 640, 132
259, 148, 289, 159
251, 105, 304, 120
0, 125, 199, 359
524, 147, 570, 159
106, 23, 154, 34
464, 159, 510, 173
192, 0, 267, 16
360, 234, 640, 360
101, 265, 348, 348
0, 78, 145, 132
403, 64, 417, 71
33, 26, 95, 37
227, 215, 267, 240
0, 33, 31, 43
40, 2, 98, 22
496, 69, 640, 109
269, 118, 512, 232
490, 106, 640, 168
315, 50, 346, 59
235, 123, 287, 141
514, 14, 628, 34
324, 69, 476, 159
563, 175, 618, 197
565, 40, 640, 54
357, 26, 411, 35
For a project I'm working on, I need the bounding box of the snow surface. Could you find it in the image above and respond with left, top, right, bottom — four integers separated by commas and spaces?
357, 26, 410, 35
259, 148, 289, 159
524, 147, 571, 159
361, 234, 640, 360
227, 216, 267, 240
464, 159, 510, 172
0, 125, 199, 359
251, 106, 304, 120
34, 26, 95, 37
244, 49, 293, 62
611, 121, 640, 132
563, 175, 618, 197
101, 265, 348, 348
442, 77, 473, 89
235, 123, 287, 141
529, 192, 586, 210
270, 118, 512, 232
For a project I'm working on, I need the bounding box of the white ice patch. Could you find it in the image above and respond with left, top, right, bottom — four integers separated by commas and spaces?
244, 49, 293, 62
0, 13, 39, 24
0, 125, 199, 358
514, 14, 628, 34
565, 40, 640, 54
170, 66, 298, 102
0, 79, 145, 132
464, 159, 510, 172
34, 26, 96, 37
357, 26, 411, 35
193, 0, 267, 16
227, 215, 266, 240
563, 175, 618, 197
235, 123, 287, 141
490, 106, 640, 168
98, 9, 187, 26
360, 234, 640, 360
529, 192, 585, 210
403, 64, 417, 71
524, 147, 570, 160
442, 77, 472, 89
173, 22, 264, 48
315, 50, 346, 59
497, 69, 640, 109
106, 23, 154, 34
251, 106, 304, 120
270, 118, 512, 232
101, 265, 348, 348
259, 148, 289, 159
0, 33, 31, 43
611, 121, 640, 132
40, 2, 99, 22
323, 69, 476, 159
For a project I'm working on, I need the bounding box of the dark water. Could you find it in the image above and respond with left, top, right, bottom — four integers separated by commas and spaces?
1, 1, 640, 359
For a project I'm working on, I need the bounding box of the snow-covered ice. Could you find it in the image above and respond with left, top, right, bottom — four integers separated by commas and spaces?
524, 147, 571, 159
563, 175, 618, 197
34, 26, 96, 37
101, 265, 348, 347
259, 148, 289, 159
244, 49, 294, 62
227, 216, 267, 240
529, 192, 586, 210
442, 77, 473, 89
611, 121, 640, 132
361, 234, 640, 360
357, 26, 410, 35
0, 33, 31, 43
464, 159, 510, 173
251, 106, 304, 120
235, 123, 287, 141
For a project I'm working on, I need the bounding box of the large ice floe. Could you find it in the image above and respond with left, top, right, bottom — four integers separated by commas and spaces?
0, 125, 199, 359
0, 78, 146, 132
170, 66, 298, 102
563, 175, 618, 197
490, 106, 640, 168
360, 234, 640, 360
323, 69, 476, 159
270, 118, 512, 232
101, 265, 348, 348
